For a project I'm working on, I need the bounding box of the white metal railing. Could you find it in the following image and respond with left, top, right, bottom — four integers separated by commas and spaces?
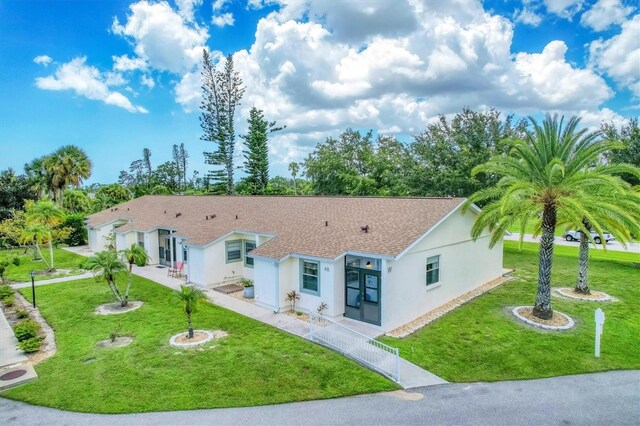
308, 312, 400, 382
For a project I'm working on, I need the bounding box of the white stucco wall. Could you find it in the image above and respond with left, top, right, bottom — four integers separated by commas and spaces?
381, 208, 503, 331
88, 220, 127, 252
144, 230, 160, 265
254, 258, 279, 311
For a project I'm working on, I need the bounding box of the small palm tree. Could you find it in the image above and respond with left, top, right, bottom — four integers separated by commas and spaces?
20, 224, 52, 271
85, 250, 128, 305
25, 200, 65, 271
465, 114, 627, 319
120, 244, 149, 306
173, 285, 205, 338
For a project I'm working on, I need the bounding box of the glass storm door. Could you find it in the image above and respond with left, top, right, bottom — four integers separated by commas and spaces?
344, 266, 381, 326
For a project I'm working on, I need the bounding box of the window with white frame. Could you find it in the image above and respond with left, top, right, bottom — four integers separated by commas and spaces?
244, 240, 256, 267
300, 260, 320, 295
426, 255, 440, 286
225, 240, 242, 263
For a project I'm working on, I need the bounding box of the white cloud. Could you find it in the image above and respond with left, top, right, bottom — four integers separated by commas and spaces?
212, 0, 230, 11
141, 74, 155, 89
513, 7, 543, 26
175, 0, 202, 21
112, 0, 208, 73
212, 12, 234, 27
112, 54, 148, 71
33, 55, 53, 66
580, 0, 635, 31
543, 0, 584, 19
589, 14, 640, 96
35, 57, 147, 113
577, 107, 626, 129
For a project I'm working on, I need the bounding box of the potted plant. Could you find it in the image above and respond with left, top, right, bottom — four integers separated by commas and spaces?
242, 278, 254, 299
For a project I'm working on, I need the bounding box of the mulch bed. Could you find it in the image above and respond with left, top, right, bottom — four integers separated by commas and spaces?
95, 301, 143, 315
96, 336, 133, 348
516, 307, 570, 327
175, 332, 210, 344
555, 287, 612, 301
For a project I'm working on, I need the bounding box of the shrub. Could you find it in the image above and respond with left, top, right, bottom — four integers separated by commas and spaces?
61, 213, 88, 246
1, 294, 14, 307
241, 278, 254, 287
18, 337, 42, 353
13, 320, 40, 342
12, 256, 20, 266
0, 284, 13, 298
15, 309, 30, 319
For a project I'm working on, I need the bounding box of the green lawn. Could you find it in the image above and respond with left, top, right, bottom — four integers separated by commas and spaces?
0, 247, 85, 283
380, 241, 640, 382
2, 276, 395, 413
507, 218, 565, 236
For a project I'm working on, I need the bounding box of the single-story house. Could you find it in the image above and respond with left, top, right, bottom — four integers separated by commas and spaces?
86, 195, 503, 332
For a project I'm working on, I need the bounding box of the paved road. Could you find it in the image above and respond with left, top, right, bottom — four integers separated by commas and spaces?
505, 233, 640, 254
1, 371, 638, 425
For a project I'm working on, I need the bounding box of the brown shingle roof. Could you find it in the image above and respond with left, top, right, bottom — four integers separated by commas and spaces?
87, 195, 465, 260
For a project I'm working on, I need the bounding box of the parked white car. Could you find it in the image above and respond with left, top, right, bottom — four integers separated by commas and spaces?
563, 230, 615, 244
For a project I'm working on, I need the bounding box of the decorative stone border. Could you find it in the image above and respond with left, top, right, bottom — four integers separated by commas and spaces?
555, 288, 612, 302
169, 330, 228, 348
95, 301, 143, 315
512, 306, 575, 331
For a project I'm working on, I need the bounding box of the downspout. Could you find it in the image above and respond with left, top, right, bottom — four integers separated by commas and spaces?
274, 261, 280, 313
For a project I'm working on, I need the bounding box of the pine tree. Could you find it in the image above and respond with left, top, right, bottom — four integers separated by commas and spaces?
200, 50, 245, 194
241, 107, 283, 194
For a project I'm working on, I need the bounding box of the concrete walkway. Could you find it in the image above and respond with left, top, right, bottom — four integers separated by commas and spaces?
62, 246, 445, 388
10, 272, 94, 289
1, 371, 638, 425
0, 307, 37, 390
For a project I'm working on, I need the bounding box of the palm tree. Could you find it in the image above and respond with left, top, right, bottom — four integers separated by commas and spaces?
120, 244, 149, 306
20, 223, 53, 270
464, 114, 625, 319
44, 145, 92, 205
25, 156, 54, 199
25, 200, 65, 271
564, 184, 640, 294
173, 285, 205, 338
85, 250, 128, 305
288, 162, 299, 194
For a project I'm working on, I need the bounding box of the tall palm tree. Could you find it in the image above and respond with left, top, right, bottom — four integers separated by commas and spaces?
563, 183, 640, 294
173, 285, 205, 338
464, 114, 625, 319
120, 244, 149, 306
20, 223, 53, 271
25, 200, 65, 271
288, 162, 299, 194
44, 145, 92, 205
25, 156, 54, 199
85, 250, 128, 305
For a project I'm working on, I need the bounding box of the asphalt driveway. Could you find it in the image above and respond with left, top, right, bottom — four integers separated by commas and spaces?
1, 370, 638, 425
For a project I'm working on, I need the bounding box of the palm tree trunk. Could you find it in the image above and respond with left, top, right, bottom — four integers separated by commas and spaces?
123, 264, 133, 307
575, 228, 591, 294
108, 279, 124, 304
35, 243, 51, 270
187, 314, 193, 338
533, 204, 556, 320
48, 240, 55, 271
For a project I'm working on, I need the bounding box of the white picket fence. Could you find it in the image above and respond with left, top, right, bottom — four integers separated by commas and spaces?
308, 312, 400, 382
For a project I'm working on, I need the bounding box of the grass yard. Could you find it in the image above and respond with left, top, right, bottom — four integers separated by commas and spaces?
507, 218, 565, 236
2, 276, 395, 413
0, 247, 86, 283
380, 241, 640, 382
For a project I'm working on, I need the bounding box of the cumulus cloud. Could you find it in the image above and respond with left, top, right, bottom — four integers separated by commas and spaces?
589, 14, 640, 96
35, 57, 147, 113
212, 12, 234, 27
112, 0, 208, 73
140, 74, 155, 89
175, 0, 202, 21
580, 0, 635, 31
543, 0, 584, 19
513, 7, 543, 26
33, 55, 53, 66
112, 54, 148, 71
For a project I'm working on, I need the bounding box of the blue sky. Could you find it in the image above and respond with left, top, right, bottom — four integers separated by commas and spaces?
1, 0, 638, 184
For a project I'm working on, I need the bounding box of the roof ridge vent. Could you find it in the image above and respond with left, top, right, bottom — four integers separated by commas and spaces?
361, 225, 369, 233
175, 213, 182, 218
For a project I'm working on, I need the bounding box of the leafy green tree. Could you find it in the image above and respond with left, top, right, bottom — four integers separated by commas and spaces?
44, 145, 92, 205
93, 184, 132, 211
200, 50, 245, 194
0, 169, 37, 220
288, 162, 299, 194
25, 200, 66, 271
241, 107, 283, 194
120, 243, 149, 306
602, 118, 640, 185
411, 108, 526, 197
60, 213, 88, 247
85, 250, 128, 306
370, 135, 415, 196
174, 285, 206, 338
0, 210, 27, 248
172, 143, 189, 192
465, 114, 620, 319
63, 189, 93, 214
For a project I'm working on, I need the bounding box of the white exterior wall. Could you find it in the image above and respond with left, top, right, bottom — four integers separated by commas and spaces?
115, 231, 136, 252
144, 230, 160, 265
254, 259, 279, 311
88, 220, 127, 252
381, 209, 503, 331
187, 246, 205, 285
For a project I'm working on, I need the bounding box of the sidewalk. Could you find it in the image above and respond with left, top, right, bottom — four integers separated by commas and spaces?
0, 307, 37, 390
10, 272, 94, 289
